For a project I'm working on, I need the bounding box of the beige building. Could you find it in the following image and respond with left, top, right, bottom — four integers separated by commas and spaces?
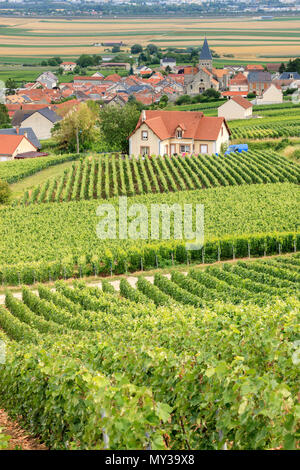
129, 110, 230, 157
13, 108, 62, 140
254, 83, 283, 105
0, 134, 37, 161
61, 62, 76, 72
218, 96, 253, 121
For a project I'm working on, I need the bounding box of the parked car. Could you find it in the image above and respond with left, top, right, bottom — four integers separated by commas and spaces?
225, 144, 248, 155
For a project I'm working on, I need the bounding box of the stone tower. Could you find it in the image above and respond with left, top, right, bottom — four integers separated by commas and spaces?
199, 37, 213, 70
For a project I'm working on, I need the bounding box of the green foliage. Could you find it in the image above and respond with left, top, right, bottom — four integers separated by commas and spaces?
131, 44, 143, 54
99, 104, 140, 153
0, 103, 11, 128
0, 153, 81, 184
0, 180, 12, 204
5, 77, 17, 95
0, 255, 299, 449
19, 151, 300, 206
0, 429, 11, 450
76, 54, 102, 68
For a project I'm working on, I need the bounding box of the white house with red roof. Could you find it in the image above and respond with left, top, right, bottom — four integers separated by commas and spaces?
0, 134, 37, 161
129, 110, 230, 157
218, 96, 253, 120
61, 62, 76, 72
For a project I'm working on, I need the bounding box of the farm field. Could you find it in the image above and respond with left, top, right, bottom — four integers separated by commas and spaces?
0, 253, 299, 449
16, 151, 300, 205
0, 181, 299, 285
0, 16, 300, 60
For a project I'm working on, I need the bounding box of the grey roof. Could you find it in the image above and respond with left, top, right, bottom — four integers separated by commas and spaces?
38, 107, 62, 123
127, 85, 151, 93
12, 107, 62, 127
248, 71, 272, 82
0, 127, 40, 149
199, 38, 212, 61
279, 71, 300, 80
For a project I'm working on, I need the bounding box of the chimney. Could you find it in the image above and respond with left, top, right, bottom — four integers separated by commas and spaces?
142, 110, 146, 122
23, 131, 28, 138
16, 126, 19, 135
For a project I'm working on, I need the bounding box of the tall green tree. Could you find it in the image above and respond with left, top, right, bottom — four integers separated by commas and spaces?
99, 103, 140, 153
0, 104, 11, 128
5, 78, 17, 95
52, 101, 100, 153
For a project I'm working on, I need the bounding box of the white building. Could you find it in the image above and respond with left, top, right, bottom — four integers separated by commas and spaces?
218, 96, 253, 121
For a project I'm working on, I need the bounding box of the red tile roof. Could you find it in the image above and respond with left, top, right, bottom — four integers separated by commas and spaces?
0, 134, 36, 156
222, 91, 249, 97
104, 74, 122, 82
245, 64, 264, 71
131, 110, 230, 141
231, 96, 253, 109
229, 72, 248, 85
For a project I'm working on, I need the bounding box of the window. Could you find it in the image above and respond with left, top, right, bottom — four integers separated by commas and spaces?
200, 144, 208, 154
140, 146, 150, 156
141, 130, 148, 141
180, 145, 190, 153
177, 130, 183, 139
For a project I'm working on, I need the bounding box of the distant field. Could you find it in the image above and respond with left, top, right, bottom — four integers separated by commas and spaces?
0, 16, 299, 60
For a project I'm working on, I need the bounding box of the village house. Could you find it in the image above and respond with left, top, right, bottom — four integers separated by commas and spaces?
253, 83, 283, 105
12, 107, 62, 140
60, 62, 76, 72
0, 127, 40, 149
129, 110, 230, 157
36, 71, 58, 89
218, 96, 253, 120
160, 57, 177, 71
247, 71, 272, 95
0, 134, 37, 161
228, 72, 249, 93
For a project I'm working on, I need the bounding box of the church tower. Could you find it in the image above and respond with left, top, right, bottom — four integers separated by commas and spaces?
199, 37, 213, 70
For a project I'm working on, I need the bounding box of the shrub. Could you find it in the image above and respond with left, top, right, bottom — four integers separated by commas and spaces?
0, 180, 11, 204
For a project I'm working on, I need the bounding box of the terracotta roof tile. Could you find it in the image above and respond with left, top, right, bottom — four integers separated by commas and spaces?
131, 110, 230, 141
0, 134, 36, 156
231, 96, 253, 109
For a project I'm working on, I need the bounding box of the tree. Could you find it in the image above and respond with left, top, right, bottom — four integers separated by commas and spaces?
112, 46, 121, 53
52, 102, 100, 153
99, 103, 141, 153
279, 62, 286, 74
5, 78, 17, 95
165, 65, 172, 74
131, 44, 143, 54
76, 54, 95, 68
159, 95, 169, 108
175, 95, 192, 105
202, 88, 221, 99
146, 44, 158, 55
0, 180, 11, 205
0, 104, 11, 128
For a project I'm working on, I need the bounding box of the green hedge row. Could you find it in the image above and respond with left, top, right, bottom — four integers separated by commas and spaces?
0, 231, 298, 286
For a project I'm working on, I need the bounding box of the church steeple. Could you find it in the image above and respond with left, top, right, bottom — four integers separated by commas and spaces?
199, 37, 212, 70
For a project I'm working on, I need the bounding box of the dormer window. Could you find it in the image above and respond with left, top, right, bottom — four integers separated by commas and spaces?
177, 129, 183, 139
142, 130, 148, 141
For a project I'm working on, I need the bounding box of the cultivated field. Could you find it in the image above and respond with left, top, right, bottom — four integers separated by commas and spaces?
0, 16, 300, 60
